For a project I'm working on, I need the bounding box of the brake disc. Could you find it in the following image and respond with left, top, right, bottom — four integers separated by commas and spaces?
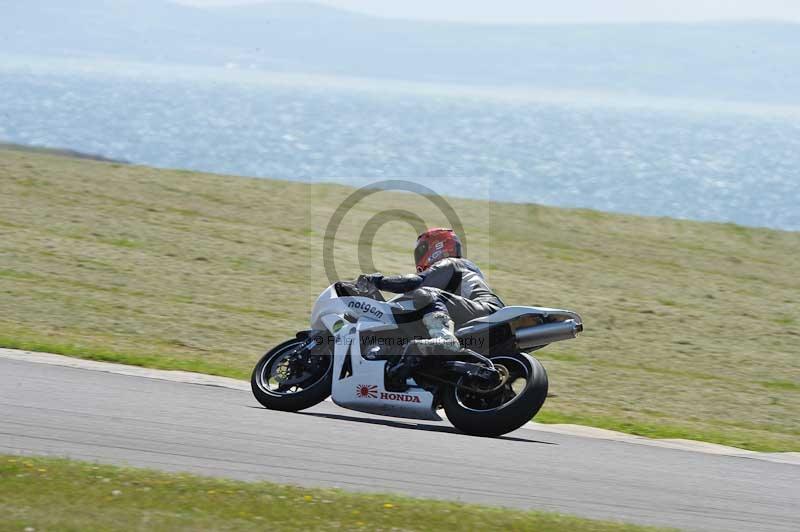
462, 364, 510, 395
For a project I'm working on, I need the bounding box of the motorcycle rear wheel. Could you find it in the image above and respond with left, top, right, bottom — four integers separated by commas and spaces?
442, 352, 548, 437
251, 338, 333, 412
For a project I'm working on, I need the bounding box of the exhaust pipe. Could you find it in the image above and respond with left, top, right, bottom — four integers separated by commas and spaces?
516, 320, 582, 349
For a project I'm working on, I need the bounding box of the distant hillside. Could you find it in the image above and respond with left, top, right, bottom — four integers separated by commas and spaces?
2, 0, 799, 104
0, 143, 128, 163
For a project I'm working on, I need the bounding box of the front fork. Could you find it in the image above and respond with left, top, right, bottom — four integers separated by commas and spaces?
288, 330, 329, 372
294, 329, 331, 351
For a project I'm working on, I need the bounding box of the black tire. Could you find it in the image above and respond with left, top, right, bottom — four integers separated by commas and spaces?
251, 338, 333, 412
442, 353, 548, 437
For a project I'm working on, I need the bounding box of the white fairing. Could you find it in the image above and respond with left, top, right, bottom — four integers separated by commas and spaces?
310, 285, 346, 331
468, 305, 582, 325
455, 305, 582, 336
311, 285, 400, 332
312, 284, 441, 421
311, 285, 579, 422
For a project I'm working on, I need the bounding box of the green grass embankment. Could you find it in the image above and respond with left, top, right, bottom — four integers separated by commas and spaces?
1, 146, 798, 451
0, 455, 672, 532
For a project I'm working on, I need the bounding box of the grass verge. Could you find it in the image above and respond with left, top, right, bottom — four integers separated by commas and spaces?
0, 455, 670, 532
0, 334, 249, 380
1, 146, 798, 451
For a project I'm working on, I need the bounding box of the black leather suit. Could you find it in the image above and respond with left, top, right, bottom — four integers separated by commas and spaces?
374, 257, 504, 326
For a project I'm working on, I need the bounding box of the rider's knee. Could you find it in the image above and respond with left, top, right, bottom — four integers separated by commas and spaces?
404, 287, 438, 309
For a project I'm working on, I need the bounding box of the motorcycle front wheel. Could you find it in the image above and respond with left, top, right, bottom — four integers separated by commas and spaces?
251, 337, 333, 412
442, 352, 548, 437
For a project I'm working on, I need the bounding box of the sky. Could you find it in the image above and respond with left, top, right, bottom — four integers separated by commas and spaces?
179, 0, 800, 24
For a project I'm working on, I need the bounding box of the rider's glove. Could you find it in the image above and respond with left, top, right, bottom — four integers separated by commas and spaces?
356, 273, 384, 292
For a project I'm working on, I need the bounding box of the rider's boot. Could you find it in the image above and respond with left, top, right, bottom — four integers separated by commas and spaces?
385, 312, 462, 391
415, 312, 461, 355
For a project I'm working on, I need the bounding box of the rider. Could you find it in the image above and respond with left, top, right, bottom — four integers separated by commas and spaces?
360, 228, 504, 356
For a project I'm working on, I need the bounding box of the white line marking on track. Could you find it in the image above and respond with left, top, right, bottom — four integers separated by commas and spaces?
2, 348, 798, 466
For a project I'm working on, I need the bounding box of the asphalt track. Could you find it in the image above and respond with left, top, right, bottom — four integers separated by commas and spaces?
2, 356, 799, 531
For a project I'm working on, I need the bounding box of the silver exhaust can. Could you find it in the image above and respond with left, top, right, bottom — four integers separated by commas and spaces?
515, 320, 582, 349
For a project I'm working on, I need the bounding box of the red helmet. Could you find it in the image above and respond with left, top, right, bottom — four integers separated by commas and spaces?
414, 228, 462, 272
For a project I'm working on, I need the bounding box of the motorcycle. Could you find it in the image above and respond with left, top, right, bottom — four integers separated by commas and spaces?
251, 279, 582, 437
